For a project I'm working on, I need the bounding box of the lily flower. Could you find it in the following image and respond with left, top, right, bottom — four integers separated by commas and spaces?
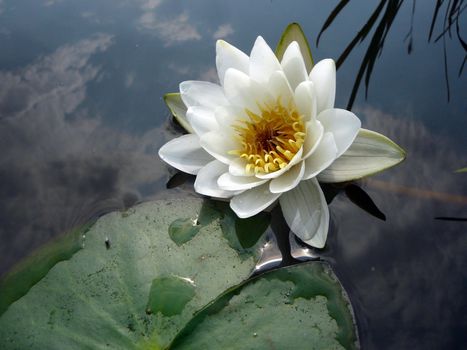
159, 27, 405, 248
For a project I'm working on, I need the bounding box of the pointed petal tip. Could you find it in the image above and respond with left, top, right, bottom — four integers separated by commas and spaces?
158, 134, 214, 175
251, 35, 267, 50
316, 58, 336, 70
216, 39, 233, 53
318, 108, 361, 158
280, 179, 329, 247
303, 236, 326, 249
286, 40, 300, 50
230, 205, 252, 219
194, 160, 236, 199
178, 80, 190, 92
309, 59, 336, 113
318, 128, 407, 183
230, 183, 280, 218
397, 143, 407, 161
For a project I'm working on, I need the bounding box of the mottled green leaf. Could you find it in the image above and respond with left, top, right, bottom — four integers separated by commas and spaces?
0, 198, 266, 350
146, 276, 196, 317
0, 222, 93, 316
170, 262, 359, 350
168, 218, 201, 246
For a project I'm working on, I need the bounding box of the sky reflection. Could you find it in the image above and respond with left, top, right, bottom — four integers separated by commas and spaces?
323, 107, 467, 349
0, 33, 168, 275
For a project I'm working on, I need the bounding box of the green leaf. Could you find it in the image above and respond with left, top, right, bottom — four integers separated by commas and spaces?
146, 276, 196, 317
455, 167, 467, 173
0, 222, 94, 316
0, 198, 267, 349
196, 200, 271, 256
168, 218, 201, 246
275, 22, 314, 73
169, 262, 358, 350
318, 128, 406, 183
164, 93, 194, 133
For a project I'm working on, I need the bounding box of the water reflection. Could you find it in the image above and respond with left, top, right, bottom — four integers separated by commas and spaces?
137, 3, 202, 46
253, 231, 283, 274
318, 0, 466, 108
321, 106, 467, 349
0, 34, 167, 275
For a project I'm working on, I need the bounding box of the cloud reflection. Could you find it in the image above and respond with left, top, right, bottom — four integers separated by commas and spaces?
137, 0, 201, 46
43, 0, 62, 6
0, 34, 167, 276
213, 23, 234, 39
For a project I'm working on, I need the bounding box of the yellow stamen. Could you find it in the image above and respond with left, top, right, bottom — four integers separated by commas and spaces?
230, 97, 306, 175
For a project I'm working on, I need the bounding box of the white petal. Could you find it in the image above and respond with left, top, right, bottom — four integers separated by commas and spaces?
294, 81, 317, 121
218, 172, 268, 191
280, 41, 308, 90
269, 162, 305, 193
158, 134, 213, 175
279, 178, 329, 248
186, 106, 219, 136
249, 36, 282, 84
267, 70, 294, 103
317, 108, 361, 158
180, 81, 228, 109
256, 147, 303, 179
303, 132, 338, 180
214, 105, 246, 128
309, 59, 336, 113
223, 68, 273, 114
228, 158, 253, 177
200, 131, 239, 164
195, 160, 238, 198
216, 40, 250, 86
303, 120, 324, 159
230, 183, 281, 218
318, 128, 406, 183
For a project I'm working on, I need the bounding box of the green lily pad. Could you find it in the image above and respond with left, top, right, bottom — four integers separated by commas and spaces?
170, 262, 359, 350
0, 222, 93, 316
275, 22, 314, 73
0, 198, 268, 350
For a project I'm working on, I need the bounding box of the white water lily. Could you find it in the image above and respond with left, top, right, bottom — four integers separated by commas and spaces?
159, 33, 404, 248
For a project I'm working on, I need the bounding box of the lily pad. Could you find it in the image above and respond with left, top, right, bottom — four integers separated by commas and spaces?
170, 262, 359, 350
0, 222, 93, 316
0, 198, 268, 349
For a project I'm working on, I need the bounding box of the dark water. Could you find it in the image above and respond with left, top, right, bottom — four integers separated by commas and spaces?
0, 0, 466, 348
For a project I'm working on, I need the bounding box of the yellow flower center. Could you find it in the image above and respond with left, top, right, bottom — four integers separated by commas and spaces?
229, 98, 306, 175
